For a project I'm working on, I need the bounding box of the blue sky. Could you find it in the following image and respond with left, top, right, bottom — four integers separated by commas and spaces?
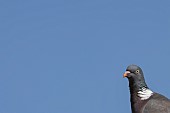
0, 0, 170, 113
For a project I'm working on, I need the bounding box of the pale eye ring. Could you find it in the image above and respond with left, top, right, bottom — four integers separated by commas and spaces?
136, 70, 139, 74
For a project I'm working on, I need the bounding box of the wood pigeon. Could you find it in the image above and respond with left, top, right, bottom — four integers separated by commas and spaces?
123, 64, 170, 113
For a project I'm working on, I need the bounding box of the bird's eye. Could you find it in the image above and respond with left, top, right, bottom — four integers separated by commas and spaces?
136, 70, 139, 74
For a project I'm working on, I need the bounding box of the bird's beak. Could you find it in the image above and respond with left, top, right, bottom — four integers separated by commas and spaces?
123, 71, 131, 78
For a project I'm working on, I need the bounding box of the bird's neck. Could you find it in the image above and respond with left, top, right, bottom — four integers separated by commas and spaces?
128, 78, 148, 93
129, 82, 153, 113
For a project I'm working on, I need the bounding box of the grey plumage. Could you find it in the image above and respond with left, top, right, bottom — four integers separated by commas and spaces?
143, 93, 170, 113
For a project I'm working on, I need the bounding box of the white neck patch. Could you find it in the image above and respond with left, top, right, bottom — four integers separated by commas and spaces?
137, 87, 153, 100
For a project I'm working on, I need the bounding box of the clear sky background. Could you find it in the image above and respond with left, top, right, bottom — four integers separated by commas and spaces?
0, 0, 170, 113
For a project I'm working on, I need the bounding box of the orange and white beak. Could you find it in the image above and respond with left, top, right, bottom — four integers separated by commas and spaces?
123, 71, 131, 78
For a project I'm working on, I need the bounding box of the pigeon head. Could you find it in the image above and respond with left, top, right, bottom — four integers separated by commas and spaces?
124, 64, 143, 79
123, 65, 148, 90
